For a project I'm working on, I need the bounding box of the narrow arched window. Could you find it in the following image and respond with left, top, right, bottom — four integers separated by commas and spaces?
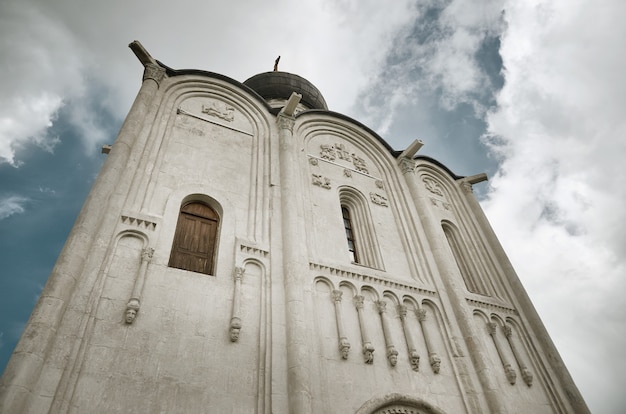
169, 201, 219, 275
342, 206, 358, 263
442, 221, 489, 296
338, 187, 383, 269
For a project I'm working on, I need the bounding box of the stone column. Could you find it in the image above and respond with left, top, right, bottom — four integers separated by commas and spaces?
400, 157, 506, 412
416, 308, 441, 374
354, 295, 375, 364
398, 305, 420, 371
0, 48, 166, 413
331, 290, 350, 359
229, 267, 244, 342
504, 325, 533, 386
276, 94, 313, 414
487, 323, 517, 385
124, 247, 154, 324
376, 301, 398, 366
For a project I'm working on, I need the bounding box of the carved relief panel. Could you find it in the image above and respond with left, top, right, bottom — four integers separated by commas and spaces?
175, 96, 254, 139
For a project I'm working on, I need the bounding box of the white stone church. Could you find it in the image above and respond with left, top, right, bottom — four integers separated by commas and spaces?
0, 41, 589, 413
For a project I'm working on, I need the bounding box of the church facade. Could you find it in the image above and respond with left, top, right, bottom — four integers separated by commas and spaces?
0, 41, 588, 413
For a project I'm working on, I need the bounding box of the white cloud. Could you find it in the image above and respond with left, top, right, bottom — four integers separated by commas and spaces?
0, 1, 86, 165
482, 0, 626, 411
0, 196, 29, 219
354, 0, 505, 135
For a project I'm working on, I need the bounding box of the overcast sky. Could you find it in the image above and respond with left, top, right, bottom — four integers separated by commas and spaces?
1, 0, 624, 412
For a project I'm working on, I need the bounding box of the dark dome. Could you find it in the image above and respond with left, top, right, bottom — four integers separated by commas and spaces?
243, 72, 328, 110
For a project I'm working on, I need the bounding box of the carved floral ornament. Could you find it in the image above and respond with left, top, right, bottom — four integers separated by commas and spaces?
422, 176, 444, 197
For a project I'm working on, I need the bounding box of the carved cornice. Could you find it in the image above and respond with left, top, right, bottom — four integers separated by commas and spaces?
309, 262, 437, 296
120, 213, 158, 231
239, 243, 269, 258
466, 298, 518, 315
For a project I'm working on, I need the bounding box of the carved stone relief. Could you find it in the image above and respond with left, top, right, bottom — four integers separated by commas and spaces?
312, 174, 331, 189
318, 143, 370, 174
201, 101, 235, 122
422, 177, 444, 197
309, 157, 319, 166
370, 192, 388, 207
343, 169, 352, 177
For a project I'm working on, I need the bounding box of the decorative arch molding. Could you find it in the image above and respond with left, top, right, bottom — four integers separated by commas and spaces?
131, 78, 272, 243
415, 163, 508, 302
441, 220, 490, 296
298, 117, 433, 284
355, 393, 447, 414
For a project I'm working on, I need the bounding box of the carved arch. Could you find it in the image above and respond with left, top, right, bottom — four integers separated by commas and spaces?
355, 393, 447, 414
313, 276, 336, 292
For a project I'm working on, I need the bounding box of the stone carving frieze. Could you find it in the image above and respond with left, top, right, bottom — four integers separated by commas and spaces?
318, 143, 369, 174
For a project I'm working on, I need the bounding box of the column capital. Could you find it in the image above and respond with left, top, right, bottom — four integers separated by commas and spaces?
234, 266, 244, 281
331, 289, 343, 302
399, 157, 416, 174
141, 247, 154, 262
375, 300, 387, 314
142, 63, 166, 85
397, 305, 408, 319
353, 295, 365, 309
277, 113, 295, 132
416, 308, 427, 321
487, 322, 497, 336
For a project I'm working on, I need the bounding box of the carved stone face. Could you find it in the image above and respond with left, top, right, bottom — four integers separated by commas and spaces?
521, 368, 533, 386
430, 355, 441, 374
125, 309, 137, 324
340, 346, 350, 359
505, 365, 517, 385
364, 350, 374, 364
410, 352, 420, 370
388, 353, 398, 366
230, 328, 240, 342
